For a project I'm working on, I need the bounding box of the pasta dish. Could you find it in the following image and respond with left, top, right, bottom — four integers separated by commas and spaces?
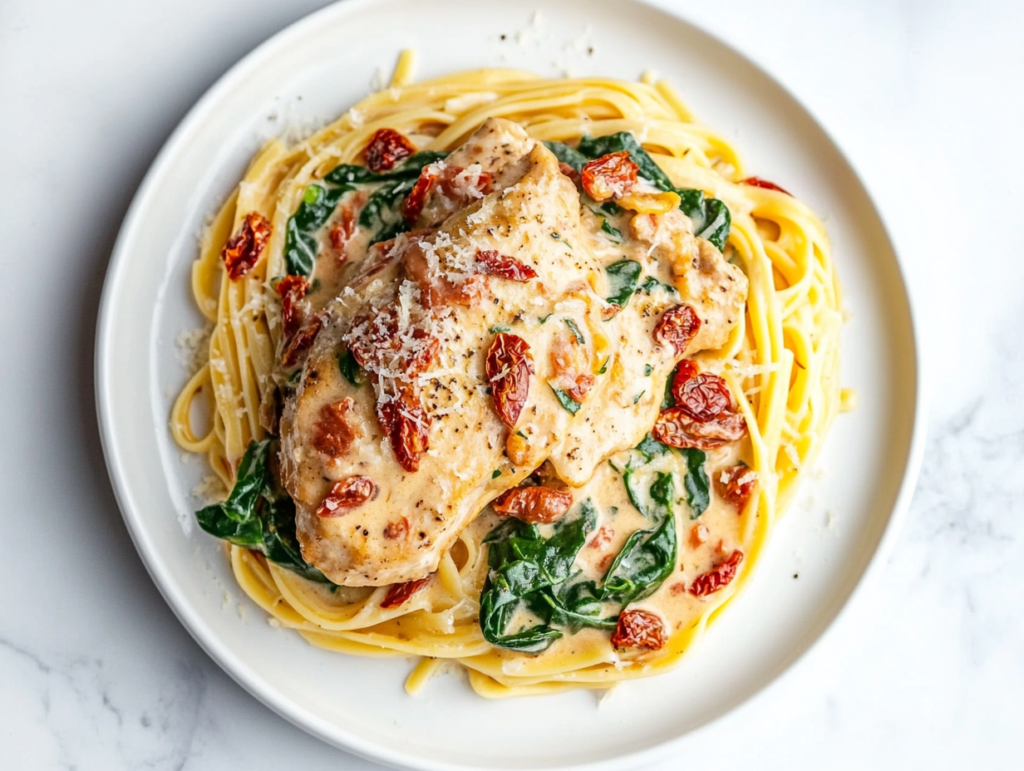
171, 51, 842, 698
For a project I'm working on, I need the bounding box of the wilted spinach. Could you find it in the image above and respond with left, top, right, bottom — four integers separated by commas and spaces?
605, 259, 642, 307
283, 150, 447, 276
550, 132, 732, 251
195, 439, 331, 583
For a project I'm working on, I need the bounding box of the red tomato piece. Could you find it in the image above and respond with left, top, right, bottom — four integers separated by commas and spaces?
476, 250, 538, 281
742, 176, 792, 196
380, 577, 430, 609
491, 485, 574, 524
315, 475, 377, 517
275, 274, 309, 338
581, 151, 638, 201
221, 212, 272, 280
610, 609, 666, 650
364, 128, 416, 173
486, 333, 534, 427
689, 550, 744, 597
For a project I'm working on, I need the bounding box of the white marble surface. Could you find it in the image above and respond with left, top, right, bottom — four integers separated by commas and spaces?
1, 0, 1021, 768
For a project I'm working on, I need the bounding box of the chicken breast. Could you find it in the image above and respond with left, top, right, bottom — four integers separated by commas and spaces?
278, 119, 748, 586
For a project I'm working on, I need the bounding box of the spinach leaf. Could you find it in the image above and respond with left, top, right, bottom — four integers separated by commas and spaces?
676, 189, 732, 251
630, 432, 710, 519
479, 500, 598, 652
196, 440, 332, 583
649, 471, 674, 510
575, 131, 732, 251
605, 259, 642, 306
564, 318, 585, 345
549, 384, 582, 415
337, 348, 362, 388
600, 512, 677, 606
635, 432, 669, 461
358, 176, 417, 245
600, 217, 622, 240
679, 447, 710, 518
284, 184, 351, 276
577, 132, 676, 192
639, 275, 679, 296
543, 140, 589, 172
284, 151, 447, 275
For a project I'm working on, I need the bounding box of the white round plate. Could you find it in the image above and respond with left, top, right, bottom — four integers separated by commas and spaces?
95, 0, 924, 768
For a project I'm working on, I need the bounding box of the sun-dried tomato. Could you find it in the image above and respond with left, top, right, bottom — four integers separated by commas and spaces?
476, 250, 538, 281
558, 162, 579, 183
363, 128, 416, 173
581, 151, 638, 202
312, 398, 359, 460
652, 406, 747, 450
716, 466, 758, 512
402, 168, 437, 223
654, 305, 701, 355
378, 389, 430, 473
742, 176, 792, 196
673, 370, 733, 423
380, 577, 430, 609
668, 360, 698, 402
689, 522, 709, 548
384, 517, 410, 540
492, 485, 573, 524
610, 609, 666, 650
281, 314, 323, 368
329, 207, 357, 251
689, 550, 744, 597
486, 333, 534, 428
403, 165, 494, 226
221, 212, 272, 280
406, 335, 440, 376
275, 274, 309, 338
316, 475, 377, 517
549, 331, 594, 404
588, 525, 614, 550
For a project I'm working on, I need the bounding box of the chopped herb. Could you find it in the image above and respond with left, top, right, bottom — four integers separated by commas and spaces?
490, 325, 511, 334
605, 259, 642, 307
597, 357, 610, 375
644, 364, 653, 376
549, 384, 582, 415
633, 391, 645, 404
564, 318, 585, 345
639, 275, 679, 296
600, 217, 622, 240
538, 313, 553, 324
680, 447, 710, 518
337, 348, 362, 387
516, 430, 528, 439
492, 469, 502, 479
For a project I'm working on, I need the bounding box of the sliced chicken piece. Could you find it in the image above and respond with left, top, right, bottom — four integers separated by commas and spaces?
630, 210, 747, 353
278, 119, 749, 587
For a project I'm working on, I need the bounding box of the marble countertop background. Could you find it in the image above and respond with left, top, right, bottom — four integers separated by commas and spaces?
1, 0, 1021, 768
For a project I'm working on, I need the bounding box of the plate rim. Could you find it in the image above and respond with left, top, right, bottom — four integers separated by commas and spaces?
94, 0, 928, 768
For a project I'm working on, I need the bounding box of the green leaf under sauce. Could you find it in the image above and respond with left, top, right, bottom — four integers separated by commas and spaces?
605, 259, 642, 307
549, 384, 582, 415
196, 440, 332, 584
337, 348, 362, 388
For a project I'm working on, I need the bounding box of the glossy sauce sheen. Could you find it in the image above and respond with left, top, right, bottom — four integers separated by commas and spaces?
278, 118, 747, 587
